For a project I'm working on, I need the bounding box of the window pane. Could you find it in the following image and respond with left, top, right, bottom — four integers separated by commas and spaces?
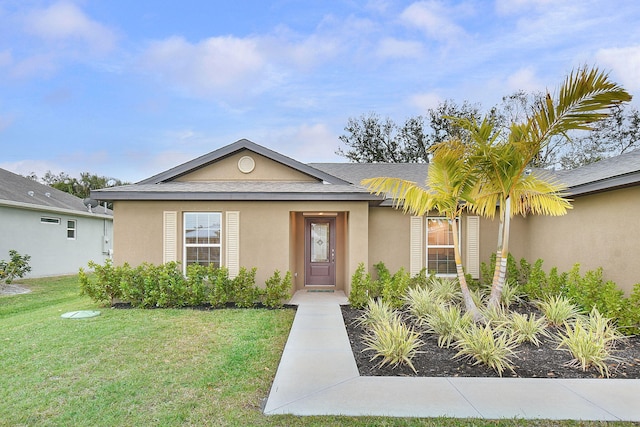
311, 222, 330, 262
186, 247, 220, 268
428, 218, 453, 246
428, 248, 456, 275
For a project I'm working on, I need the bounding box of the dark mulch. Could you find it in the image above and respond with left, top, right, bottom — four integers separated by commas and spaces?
341, 304, 640, 379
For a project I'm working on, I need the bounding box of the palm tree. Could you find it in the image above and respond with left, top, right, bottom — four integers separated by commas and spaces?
462, 66, 631, 308
362, 139, 484, 321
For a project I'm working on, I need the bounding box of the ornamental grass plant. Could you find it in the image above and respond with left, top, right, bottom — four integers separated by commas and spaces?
454, 323, 519, 377
555, 308, 624, 377
362, 313, 423, 373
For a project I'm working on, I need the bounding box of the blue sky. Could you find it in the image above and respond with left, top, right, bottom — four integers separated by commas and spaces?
1, 0, 639, 182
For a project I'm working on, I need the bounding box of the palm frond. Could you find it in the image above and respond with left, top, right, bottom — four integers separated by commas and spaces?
528, 66, 631, 148
361, 177, 434, 216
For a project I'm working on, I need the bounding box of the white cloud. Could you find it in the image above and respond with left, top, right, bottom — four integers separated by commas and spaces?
377, 37, 424, 59
408, 91, 442, 111
24, 1, 117, 54
400, 1, 466, 42
596, 45, 640, 91
505, 67, 544, 93
257, 123, 340, 163
140, 35, 268, 98
495, 0, 555, 15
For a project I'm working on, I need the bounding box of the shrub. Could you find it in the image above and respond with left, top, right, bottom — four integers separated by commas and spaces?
349, 263, 373, 309
232, 267, 259, 308
563, 264, 626, 322
454, 323, 519, 377
425, 303, 472, 348
184, 263, 209, 306
363, 313, 423, 373
555, 308, 623, 377
79, 259, 125, 305
0, 250, 32, 285
356, 298, 397, 330
618, 283, 640, 335
409, 268, 430, 289
536, 295, 582, 327
382, 267, 410, 309
263, 270, 292, 309
209, 266, 232, 308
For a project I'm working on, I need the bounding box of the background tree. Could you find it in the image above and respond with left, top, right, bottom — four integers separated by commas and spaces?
26, 171, 128, 209
339, 90, 639, 169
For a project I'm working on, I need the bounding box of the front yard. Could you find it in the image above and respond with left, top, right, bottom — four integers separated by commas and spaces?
1, 275, 637, 426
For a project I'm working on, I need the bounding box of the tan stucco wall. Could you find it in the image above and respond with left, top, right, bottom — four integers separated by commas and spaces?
175, 150, 318, 182
517, 186, 640, 294
112, 200, 369, 290
368, 207, 410, 274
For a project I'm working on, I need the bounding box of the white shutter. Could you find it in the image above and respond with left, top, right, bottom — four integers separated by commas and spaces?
226, 211, 240, 278
163, 211, 177, 263
466, 216, 480, 279
410, 216, 424, 276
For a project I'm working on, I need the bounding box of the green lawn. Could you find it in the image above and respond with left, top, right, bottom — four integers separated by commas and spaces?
0, 276, 636, 427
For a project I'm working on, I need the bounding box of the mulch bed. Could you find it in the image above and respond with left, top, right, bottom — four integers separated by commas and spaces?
341, 304, 640, 379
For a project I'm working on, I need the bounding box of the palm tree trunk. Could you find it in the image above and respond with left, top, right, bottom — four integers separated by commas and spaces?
451, 217, 483, 322
489, 196, 511, 308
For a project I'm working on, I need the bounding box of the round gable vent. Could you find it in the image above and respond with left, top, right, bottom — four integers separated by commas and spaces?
238, 156, 256, 174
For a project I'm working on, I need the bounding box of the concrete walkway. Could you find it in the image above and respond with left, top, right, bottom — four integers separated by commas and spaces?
263, 290, 640, 421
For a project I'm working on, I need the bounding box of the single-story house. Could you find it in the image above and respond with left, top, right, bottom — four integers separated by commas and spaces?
91, 139, 640, 295
0, 168, 113, 277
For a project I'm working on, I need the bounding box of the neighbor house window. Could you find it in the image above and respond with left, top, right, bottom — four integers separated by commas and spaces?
184, 212, 221, 268
67, 220, 76, 240
427, 217, 459, 276
41, 217, 60, 225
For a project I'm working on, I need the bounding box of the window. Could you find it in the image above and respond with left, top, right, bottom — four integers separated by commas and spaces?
41, 217, 60, 225
184, 212, 221, 268
426, 217, 459, 276
67, 220, 76, 240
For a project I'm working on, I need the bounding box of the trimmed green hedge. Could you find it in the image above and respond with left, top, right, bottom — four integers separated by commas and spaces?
79, 260, 292, 309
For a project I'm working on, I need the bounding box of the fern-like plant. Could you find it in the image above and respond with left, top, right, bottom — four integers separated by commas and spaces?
362, 313, 423, 373
454, 323, 519, 377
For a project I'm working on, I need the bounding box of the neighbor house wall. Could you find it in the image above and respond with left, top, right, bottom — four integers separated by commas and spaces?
112, 200, 370, 290
0, 205, 112, 277
521, 186, 640, 294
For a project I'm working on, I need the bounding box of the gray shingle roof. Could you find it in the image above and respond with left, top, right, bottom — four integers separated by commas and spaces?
553, 148, 640, 195
91, 140, 640, 202
309, 163, 429, 186
0, 168, 112, 216
94, 181, 380, 201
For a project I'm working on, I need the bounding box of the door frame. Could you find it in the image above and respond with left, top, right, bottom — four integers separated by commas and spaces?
304, 217, 336, 286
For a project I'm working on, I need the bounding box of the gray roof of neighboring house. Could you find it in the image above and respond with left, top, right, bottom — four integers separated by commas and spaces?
0, 168, 112, 217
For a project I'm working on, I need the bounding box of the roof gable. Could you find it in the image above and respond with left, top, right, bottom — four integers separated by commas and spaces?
138, 139, 350, 185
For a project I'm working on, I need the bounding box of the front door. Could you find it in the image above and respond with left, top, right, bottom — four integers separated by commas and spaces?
305, 218, 336, 286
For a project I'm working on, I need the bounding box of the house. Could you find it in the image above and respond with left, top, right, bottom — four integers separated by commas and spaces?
91, 139, 640, 295
0, 168, 113, 277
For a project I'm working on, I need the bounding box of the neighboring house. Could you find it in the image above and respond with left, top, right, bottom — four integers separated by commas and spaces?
0, 168, 113, 277
92, 139, 640, 295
